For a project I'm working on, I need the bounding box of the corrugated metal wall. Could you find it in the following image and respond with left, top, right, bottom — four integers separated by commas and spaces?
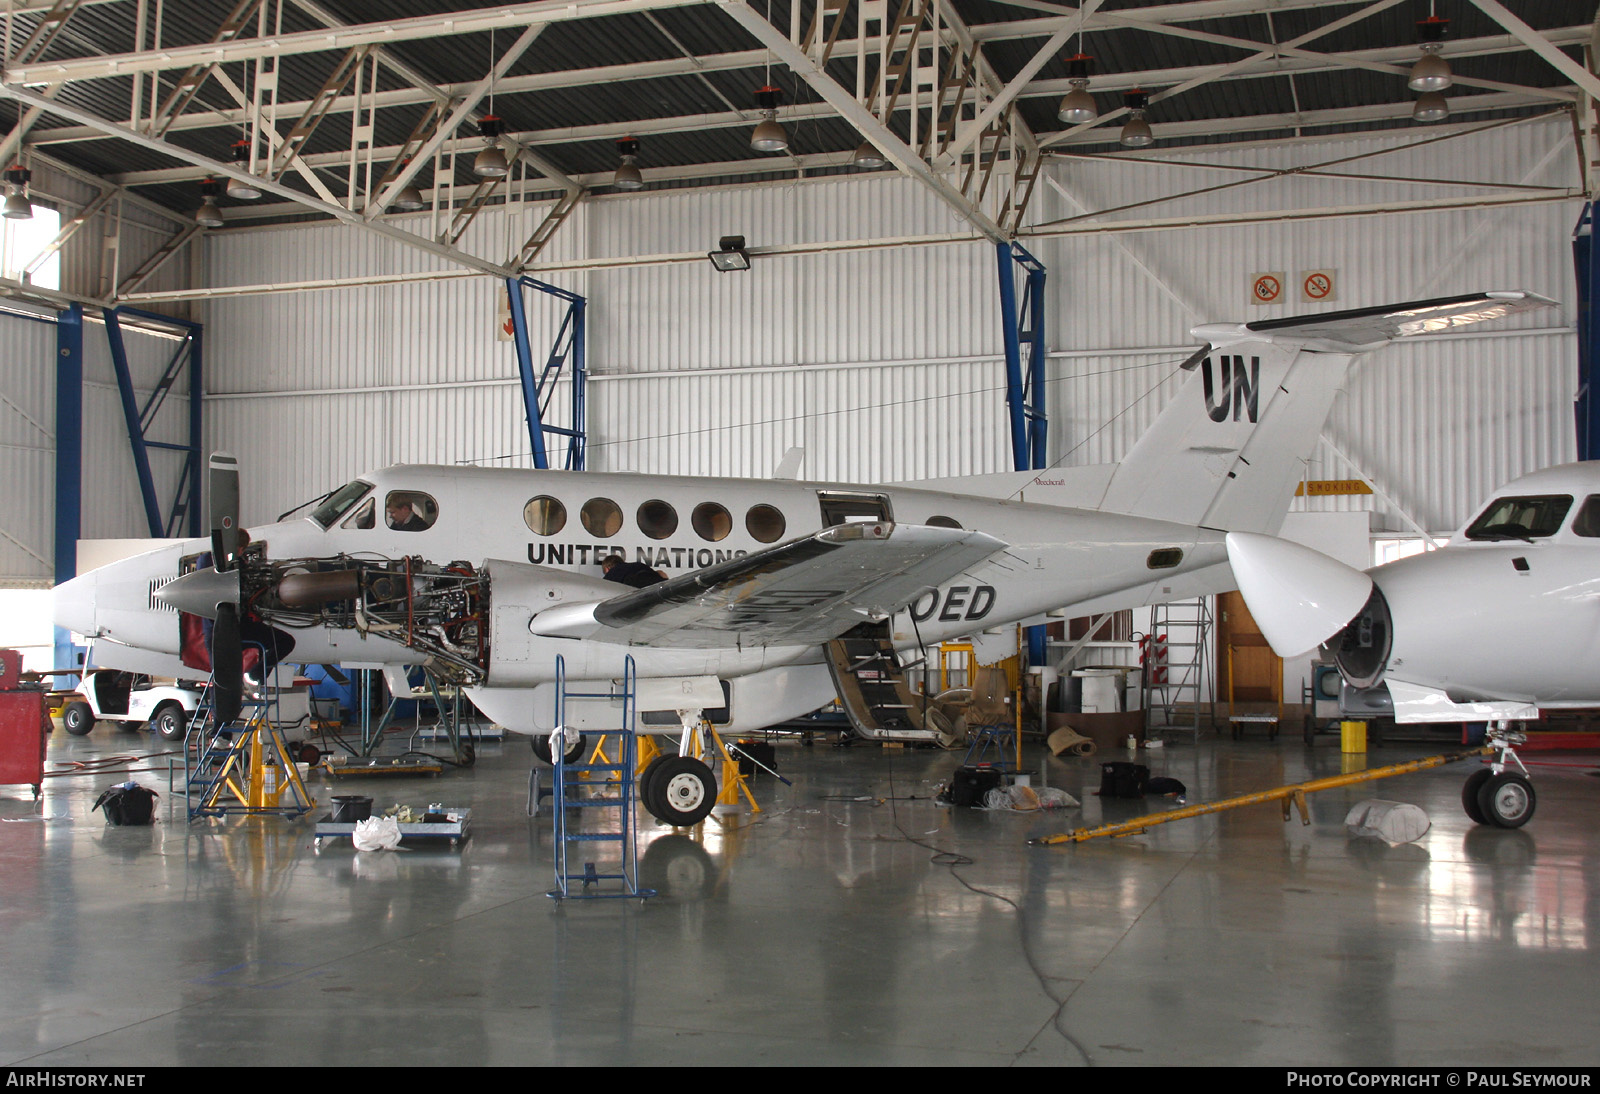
1, 114, 1583, 574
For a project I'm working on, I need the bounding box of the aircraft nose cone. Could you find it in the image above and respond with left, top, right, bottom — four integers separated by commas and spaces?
52, 570, 100, 637
155, 566, 239, 619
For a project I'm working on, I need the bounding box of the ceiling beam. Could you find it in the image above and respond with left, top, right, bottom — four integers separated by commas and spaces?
2, 0, 709, 84
0, 81, 515, 278
1465, 0, 1600, 104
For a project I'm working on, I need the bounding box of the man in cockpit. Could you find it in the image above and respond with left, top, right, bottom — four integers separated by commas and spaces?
386, 494, 430, 532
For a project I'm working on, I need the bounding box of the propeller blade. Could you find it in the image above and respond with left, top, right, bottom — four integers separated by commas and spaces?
209, 452, 241, 572
212, 603, 244, 725
320, 663, 350, 686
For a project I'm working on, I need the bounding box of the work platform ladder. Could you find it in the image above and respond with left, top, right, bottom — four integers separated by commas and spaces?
547, 655, 654, 901
1143, 597, 1214, 744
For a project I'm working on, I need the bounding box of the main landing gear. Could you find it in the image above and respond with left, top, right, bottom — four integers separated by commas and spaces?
1463, 722, 1535, 828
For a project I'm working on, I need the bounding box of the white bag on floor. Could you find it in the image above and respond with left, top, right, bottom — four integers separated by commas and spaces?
353, 815, 403, 851
1345, 799, 1430, 844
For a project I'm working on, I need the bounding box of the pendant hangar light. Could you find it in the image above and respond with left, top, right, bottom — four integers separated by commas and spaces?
1119, 90, 1154, 148
194, 177, 225, 228
474, 28, 511, 178
226, 139, 263, 200
1410, 6, 1451, 124
851, 139, 888, 169
3, 166, 33, 220
613, 137, 644, 190
750, 0, 788, 154
1058, 54, 1098, 125
391, 159, 427, 212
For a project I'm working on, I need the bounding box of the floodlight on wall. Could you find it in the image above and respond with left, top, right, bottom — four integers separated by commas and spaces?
613, 137, 644, 191
708, 235, 751, 272
226, 140, 263, 200
1057, 54, 1098, 125
851, 139, 888, 169
1413, 90, 1449, 123
1119, 90, 1154, 148
1409, 15, 1452, 92
474, 115, 510, 178
195, 177, 225, 228
2, 166, 33, 220
750, 86, 788, 153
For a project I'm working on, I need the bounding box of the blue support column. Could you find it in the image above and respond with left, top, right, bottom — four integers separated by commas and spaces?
996, 241, 1051, 665
102, 307, 204, 536
506, 276, 588, 470
54, 304, 83, 682
1574, 204, 1600, 460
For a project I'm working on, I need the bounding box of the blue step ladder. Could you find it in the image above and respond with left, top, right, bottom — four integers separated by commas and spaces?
547, 655, 655, 901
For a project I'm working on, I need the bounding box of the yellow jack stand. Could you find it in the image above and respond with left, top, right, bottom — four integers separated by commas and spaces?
698, 724, 760, 814
189, 712, 316, 818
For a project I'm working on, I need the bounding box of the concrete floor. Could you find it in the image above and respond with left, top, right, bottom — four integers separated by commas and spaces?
2, 721, 1598, 1068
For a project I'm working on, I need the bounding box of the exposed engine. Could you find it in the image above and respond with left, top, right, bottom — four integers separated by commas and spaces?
240, 554, 489, 682
1322, 584, 1392, 690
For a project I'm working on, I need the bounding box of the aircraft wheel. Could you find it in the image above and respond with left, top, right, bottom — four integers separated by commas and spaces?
1477, 771, 1536, 829
1461, 768, 1491, 825
62, 701, 95, 736
645, 755, 717, 827
531, 731, 586, 766
637, 754, 666, 811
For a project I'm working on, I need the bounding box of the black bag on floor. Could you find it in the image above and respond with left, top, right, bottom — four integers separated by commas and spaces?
947, 765, 1004, 807
93, 782, 158, 826
1098, 762, 1149, 798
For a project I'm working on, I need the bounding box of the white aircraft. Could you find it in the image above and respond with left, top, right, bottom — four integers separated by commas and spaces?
54, 291, 1553, 825
1226, 460, 1600, 829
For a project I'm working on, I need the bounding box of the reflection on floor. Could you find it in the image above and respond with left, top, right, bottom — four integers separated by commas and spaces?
2, 725, 1597, 1067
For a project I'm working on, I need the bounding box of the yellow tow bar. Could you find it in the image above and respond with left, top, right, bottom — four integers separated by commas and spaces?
1030, 745, 1495, 846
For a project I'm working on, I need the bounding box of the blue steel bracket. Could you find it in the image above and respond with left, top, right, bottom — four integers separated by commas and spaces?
1574, 203, 1600, 461
996, 241, 1049, 473
102, 307, 204, 538
506, 276, 588, 471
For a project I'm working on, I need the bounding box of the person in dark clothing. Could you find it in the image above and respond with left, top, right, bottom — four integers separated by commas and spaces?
602, 554, 667, 588
386, 495, 430, 532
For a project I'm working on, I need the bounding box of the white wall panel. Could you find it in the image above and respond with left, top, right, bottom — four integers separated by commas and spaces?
0, 313, 59, 585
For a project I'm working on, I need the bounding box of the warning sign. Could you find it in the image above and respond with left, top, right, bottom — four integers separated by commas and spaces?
1251, 272, 1284, 306
1301, 269, 1337, 302
1295, 480, 1373, 496
497, 286, 516, 342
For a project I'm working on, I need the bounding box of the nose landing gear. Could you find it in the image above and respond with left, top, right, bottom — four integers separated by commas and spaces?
1464, 722, 1535, 828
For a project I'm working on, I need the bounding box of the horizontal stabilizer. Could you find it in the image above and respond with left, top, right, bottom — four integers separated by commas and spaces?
1224, 532, 1373, 657
593, 521, 1006, 649
1205, 290, 1557, 352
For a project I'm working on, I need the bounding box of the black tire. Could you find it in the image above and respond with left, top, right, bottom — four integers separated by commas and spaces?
1461, 767, 1492, 825
644, 755, 717, 827
1477, 771, 1536, 829
150, 703, 188, 741
531, 731, 587, 766
62, 701, 95, 736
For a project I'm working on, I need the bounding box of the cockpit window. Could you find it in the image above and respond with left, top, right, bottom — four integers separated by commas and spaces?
1572, 496, 1600, 538
385, 491, 437, 532
311, 480, 372, 528
342, 498, 375, 530
1464, 494, 1572, 541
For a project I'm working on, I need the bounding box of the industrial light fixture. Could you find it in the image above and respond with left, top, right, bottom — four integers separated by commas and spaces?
226, 139, 263, 200
1119, 90, 1154, 148
1058, 54, 1098, 125
1413, 90, 1450, 123
851, 139, 888, 169
391, 159, 427, 212
2, 166, 33, 220
708, 235, 751, 272
1409, 14, 1452, 92
195, 177, 225, 228
613, 137, 644, 191
750, 86, 788, 153
474, 115, 509, 178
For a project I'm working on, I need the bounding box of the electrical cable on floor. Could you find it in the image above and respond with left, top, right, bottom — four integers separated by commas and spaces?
880, 747, 1093, 1066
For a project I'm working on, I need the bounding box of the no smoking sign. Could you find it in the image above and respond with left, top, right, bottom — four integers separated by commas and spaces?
1301, 269, 1337, 302
1250, 272, 1284, 306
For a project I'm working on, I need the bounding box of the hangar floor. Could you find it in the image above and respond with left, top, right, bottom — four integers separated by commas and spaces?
1, 723, 1597, 1068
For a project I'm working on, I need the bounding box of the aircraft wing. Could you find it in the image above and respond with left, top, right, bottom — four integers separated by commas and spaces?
589, 522, 1006, 649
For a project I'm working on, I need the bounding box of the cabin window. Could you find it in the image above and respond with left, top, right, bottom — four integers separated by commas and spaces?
926, 515, 962, 529
385, 492, 437, 532
581, 497, 623, 537
637, 499, 678, 540
1464, 494, 1571, 541
693, 502, 732, 542
311, 480, 372, 528
341, 498, 375, 530
1147, 548, 1184, 569
746, 504, 786, 544
1573, 496, 1600, 537
524, 496, 566, 536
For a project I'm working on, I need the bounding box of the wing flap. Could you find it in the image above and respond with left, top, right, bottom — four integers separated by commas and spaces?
591, 521, 1006, 648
